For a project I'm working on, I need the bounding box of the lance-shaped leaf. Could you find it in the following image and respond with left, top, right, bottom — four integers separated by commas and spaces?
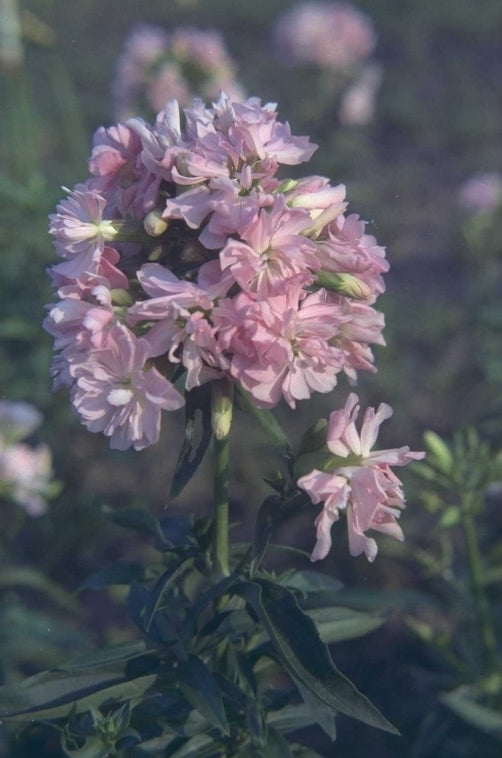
235, 579, 398, 734
295, 680, 337, 741
177, 654, 229, 736
306, 606, 384, 644
58, 641, 149, 672
441, 689, 502, 737
260, 726, 295, 758
61, 733, 111, 758
250, 495, 282, 578
142, 557, 194, 636
78, 561, 145, 592
102, 505, 167, 543
0, 668, 156, 722
250, 492, 311, 578
235, 386, 292, 454
170, 384, 213, 499
168, 733, 223, 758
0, 566, 79, 612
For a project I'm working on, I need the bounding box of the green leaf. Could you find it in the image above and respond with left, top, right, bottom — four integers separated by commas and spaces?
0, 669, 157, 722
307, 606, 384, 644
260, 726, 294, 758
102, 505, 166, 542
0, 566, 79, 612
58, 641, 149, 672
168, 733, 223, 758
142, 557, 194, 636
236, 579, 398, 734
61, 734, 111, 758
278, 570, 343, 596
295, 680, 337, 740
266, 703, 321, 734
170, 384, 213, 499
177, 654, 229, 736
297, 419, 328, 455
235, 386, 292, 453
78, 562, 145, 591
441, 689, 502, 737
250, 495, 282, 577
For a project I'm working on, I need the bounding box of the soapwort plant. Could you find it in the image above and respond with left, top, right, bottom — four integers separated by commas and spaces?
0, 93, 423, 757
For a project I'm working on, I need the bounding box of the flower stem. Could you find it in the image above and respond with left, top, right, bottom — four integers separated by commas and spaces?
213, 434, 230, 577
460, 494, 500, 675
211, 379, 234, 577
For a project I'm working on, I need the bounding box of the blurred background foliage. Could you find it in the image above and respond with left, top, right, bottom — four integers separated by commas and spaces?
1, 0, 502, 756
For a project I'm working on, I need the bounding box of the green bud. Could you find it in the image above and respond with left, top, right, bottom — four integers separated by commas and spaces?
211, 379, 234, 440
315, 271, 371, 300
144, 209, 169, 236
302, 204, 342, 238
111, 288, 134, 306
278, 178, 299, 193
439, 505, 460, 529
298, 418, 328, 455
424, 430, 451, 473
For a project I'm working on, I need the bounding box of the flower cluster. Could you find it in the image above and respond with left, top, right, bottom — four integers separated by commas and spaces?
45, 93, 388, 450
113, 24, 245, 121
297, 393, 424, 562
273, 1, 376, 73
0, 401, 55, 516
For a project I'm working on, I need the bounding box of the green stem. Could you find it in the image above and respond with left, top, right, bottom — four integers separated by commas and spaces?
460, 495, 500, 675
213, 434, 230, 577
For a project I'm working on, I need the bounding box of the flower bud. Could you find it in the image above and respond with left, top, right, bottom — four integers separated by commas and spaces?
211, 379, 234, 440
144, 209, 169, 237
315, 271, 372, 300
110, 288, 134, 307
423, 430, 451, 473
298, 418, 328, 455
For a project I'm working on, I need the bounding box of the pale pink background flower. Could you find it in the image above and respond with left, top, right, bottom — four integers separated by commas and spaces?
113, 24, 246, 121
273, 1, 376, 72
457, 172, 502, 214
0, 441, 53, 516
339, 63, 383, 125
0, 401, 55, 516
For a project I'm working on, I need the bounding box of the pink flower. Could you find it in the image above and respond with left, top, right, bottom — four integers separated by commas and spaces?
316, 213, 389, 300
332, 297, 386, 379
70, 324, 185, 450
216, 284, 345, 408
297, 393, 424, 561
219, 198, 319, 295
49, 184, 120, 278
128, 263, 231, 389
89, 123, 160, 216
45, 91, 390, 451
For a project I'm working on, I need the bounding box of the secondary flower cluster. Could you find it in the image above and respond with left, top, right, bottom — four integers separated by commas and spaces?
273, 1, 381, 126
297, 393, 425, 562
0, 401, 55, 516
273, 1, 376, 72
113, 24, 245, 121
45, 93, 388, 450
